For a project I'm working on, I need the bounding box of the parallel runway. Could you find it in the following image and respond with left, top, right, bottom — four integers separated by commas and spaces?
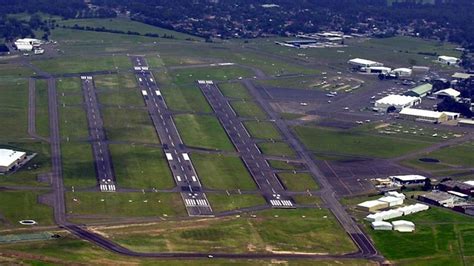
81, 76, 116, 192
198, 81, 293, 208
131, 56, 212, 216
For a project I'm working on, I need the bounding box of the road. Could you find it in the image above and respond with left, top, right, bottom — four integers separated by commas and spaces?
81, 75, 117, 192
131, 56, 213, 216
241, 79, 381, 260
198, 81, 294, 208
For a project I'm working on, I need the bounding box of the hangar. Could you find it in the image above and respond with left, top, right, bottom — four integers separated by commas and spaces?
357, 200, 389, 212
403, 83, 433, 98
437, 55, 460, 65
391, 68, 412, 77
374, 95, 421, 112
378, 196, 404, 207
0, 149, 27, 173
348, 58, 383, 69
399, 108, 449, 123
390, 174, 427, 185
371, 221, 392, 231
14, 38, 43, 52
392, 220, 415, 232
434, 88, 460, 99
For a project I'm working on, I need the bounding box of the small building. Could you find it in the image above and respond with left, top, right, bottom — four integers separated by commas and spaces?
348, 58, 383, 69
464, 181, 474, 186
390, 175, 427, 185
404, 83, 433, 98
371, 221, 393, 231
363, 66, 392, 74
443, 111, 460, 121
439, 180, 474, 196
453, 204, 474, 216
375, 95, 421, 112
378, 196, 404, 207
392, 220, 415, 232
434, 88, 461, 99
437, 55, 460, 65
395, 203, 429, 216
412, 66, 430, 73
418, 191, 455, 207
459, 119, 474, 127
391, 68, 412, 77
399, 108, 448, 124
0, 149, 27, 173
357, 200, 389, 212
365, 209, 404, 222
14, 38, 43, 52
375, 178, 392, 186
385, 191, 406, 199
451, 72, 474, 80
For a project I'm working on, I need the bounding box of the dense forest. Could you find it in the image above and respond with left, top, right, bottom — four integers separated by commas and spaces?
1, 0, 474, 50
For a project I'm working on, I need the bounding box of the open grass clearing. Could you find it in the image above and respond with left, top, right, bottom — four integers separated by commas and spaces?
98, 208, 356, 254
258, 142, 296, 158
243, 120, 282, 140
0, 191, 53, 229
61, 143, 96, 188
277, 172, 318, 191
294, 125, 437, 159
230, 100, 267, 119
218, 82, 252, 99
191, 153, 256, 190
206, 194, 266, 213
268, 160, 306, 171
34, 79, 49, 138
174, 114, 234, 151
110, 144, 174, 189
0, 78, 28, 141
66, 192, 186, 218
32, 55, 131, 74
171, 66, 253, 86
94, 74, 137, 91
102, 108, 158, 143
59, 106, 89, 140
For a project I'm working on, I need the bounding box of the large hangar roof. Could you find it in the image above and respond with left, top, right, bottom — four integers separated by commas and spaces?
0, 149, 26, 167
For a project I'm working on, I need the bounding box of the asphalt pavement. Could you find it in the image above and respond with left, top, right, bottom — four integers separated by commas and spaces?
81, 76, 116, 192
131, 56, 213, 216
198, 80, 294, 208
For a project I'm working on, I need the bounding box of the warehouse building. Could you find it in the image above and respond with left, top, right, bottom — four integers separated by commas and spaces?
374, 95, 421, 112
348, 58, 383, 69
365, 209, 403, 222
0, 149, 27, 173
437, 55, 460, 65
403, 83, 433, 98
395, 203, 429, 215
392, 220, 415, 232
439, 180, 474, 197
385, 191, 406, 199
391, 68, 412, 77
14, 38, 43, 52
378, 196, 404, 207
418, 191, 455, 207
390, 175, 427, 185
399, 108, 449, 124
362, 66, 392, 74
434, 88, 461, 99
357, 200, 389, 212
371, 221, 393, 231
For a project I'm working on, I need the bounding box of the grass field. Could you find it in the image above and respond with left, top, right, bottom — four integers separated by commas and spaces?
0, 77, 29, 141
0, 191, 53, 228
218, 82, 252, 99
94, 74, 143, 106
57, 78, 84, 105
294, 125, 437, 159
174, 114, 234, 151
66, 192, 186, 218
258, 142, 296, 158
0, 234, 373, 265
206, 194, 266, 213
403, 142, 474, 171
58, 17, 201, 41
171, 66, 253, 85
230, 100, 267, 119
191, 153, 256, 190
59, 106, 89, 139
109, 144, 174, 189
102, 108, 158, 143
243, 121, 282, 140
161, 85, 212, 113
268, 160, 306, 171
277, 173, 318, 191
34, 79, 49, 138
61, 143, 96, 188
99, 208, 356, 254
32, 55, 131, 74
94, 74, 137, 91
367, 207, 474, 265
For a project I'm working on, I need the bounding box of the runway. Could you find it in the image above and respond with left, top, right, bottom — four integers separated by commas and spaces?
198, 81, 293, 208
81, 76, 116, 192
130, 56, 213, 216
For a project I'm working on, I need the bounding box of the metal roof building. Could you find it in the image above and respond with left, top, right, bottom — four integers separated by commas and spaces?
375, 95, 421, 112
378, 196, 404, 207
0, 149, 27, 173
357, 200, 389, 212
390, 174, 427, 185
392, 220, 415, 232
371, 221, 393, 231
404, 83, 433, 98
348, 58, 383, 68
434, 88, 461, 98
365, 209, 404, 222
399, 108, 448, 124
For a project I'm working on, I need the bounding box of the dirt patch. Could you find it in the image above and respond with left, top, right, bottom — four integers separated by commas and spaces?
375, 123, 390, 129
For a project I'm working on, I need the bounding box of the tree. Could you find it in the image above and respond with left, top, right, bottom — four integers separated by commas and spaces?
422, 178, 432, 191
